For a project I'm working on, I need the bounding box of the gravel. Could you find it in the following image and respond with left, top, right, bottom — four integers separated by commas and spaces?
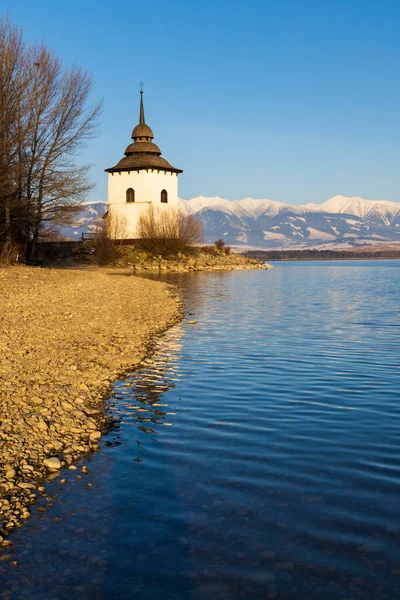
0, 266, 180, 541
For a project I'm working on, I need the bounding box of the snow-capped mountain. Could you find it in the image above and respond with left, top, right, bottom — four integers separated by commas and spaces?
61, 195, 400, 248
59, 202, 107, 239
181, 195, 400, 248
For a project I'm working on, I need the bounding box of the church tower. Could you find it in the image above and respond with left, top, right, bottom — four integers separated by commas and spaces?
105, 90, 183, 238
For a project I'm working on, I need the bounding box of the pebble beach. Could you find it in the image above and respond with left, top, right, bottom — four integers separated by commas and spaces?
0, 266, 181, 543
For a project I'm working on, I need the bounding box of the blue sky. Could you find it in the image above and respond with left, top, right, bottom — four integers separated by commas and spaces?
4, 0, 400, 204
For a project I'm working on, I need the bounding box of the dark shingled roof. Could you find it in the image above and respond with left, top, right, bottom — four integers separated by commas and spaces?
124, 141, 161, 155
131, 123, 154, 139
105, 91, 183, 174
108, 154, 181, 173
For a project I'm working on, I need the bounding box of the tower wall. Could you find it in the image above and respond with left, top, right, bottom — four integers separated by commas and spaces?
107, 170, 179, 239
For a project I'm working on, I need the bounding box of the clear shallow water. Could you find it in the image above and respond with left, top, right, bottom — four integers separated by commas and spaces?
2, 261, 400, 599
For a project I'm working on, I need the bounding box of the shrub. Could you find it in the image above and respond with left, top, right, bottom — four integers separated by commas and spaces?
137, 205, 203, 256
214, 238, 231, 255
93, 212, 128, 265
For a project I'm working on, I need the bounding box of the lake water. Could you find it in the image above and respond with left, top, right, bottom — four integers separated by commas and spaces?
2, 261, 400, 599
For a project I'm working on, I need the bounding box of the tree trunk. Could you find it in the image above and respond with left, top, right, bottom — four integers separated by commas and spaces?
4, 198, 12, 244
29, 212, 41, 259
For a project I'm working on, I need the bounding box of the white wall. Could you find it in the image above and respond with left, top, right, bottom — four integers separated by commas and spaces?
107, 170, 179, 238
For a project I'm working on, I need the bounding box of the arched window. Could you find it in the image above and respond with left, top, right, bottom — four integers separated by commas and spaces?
161, 189, 168, 203
126, 188, 135, 203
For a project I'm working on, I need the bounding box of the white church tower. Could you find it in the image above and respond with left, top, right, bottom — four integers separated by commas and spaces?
105, 89, 183, 238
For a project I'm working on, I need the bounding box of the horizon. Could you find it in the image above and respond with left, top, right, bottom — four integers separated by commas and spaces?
6, 0, 400, 205
83, 193, 400, 206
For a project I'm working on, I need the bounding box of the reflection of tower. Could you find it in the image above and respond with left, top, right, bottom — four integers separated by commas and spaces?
105, 89, 183, 239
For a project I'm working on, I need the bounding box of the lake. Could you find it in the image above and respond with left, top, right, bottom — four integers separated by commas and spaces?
2, 261, 400, 599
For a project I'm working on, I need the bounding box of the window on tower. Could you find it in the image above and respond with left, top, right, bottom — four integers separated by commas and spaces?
126, 188, 135, 203
161, 189, 168, 203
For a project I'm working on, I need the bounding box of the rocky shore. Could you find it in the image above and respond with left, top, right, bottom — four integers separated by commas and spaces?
128, 249, 271, 272
0, 266, 181, 545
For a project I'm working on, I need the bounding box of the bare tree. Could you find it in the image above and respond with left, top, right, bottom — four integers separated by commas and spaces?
137, 205, 203, 255
0, 17, 27, 251
24, 47, 102, 257
0, 15, 102, 261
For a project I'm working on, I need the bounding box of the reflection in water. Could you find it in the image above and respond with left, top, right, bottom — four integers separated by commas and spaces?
111, 328, 183, 457
2, 262, 400, 600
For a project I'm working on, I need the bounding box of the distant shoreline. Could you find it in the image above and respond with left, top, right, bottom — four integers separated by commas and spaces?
245, 250, 400, 262
265, 256, 400, 262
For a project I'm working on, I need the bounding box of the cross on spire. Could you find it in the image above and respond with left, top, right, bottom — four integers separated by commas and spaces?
139, 80, 144, 92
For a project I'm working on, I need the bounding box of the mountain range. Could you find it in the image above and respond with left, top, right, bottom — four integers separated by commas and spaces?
60, 195, 400, 249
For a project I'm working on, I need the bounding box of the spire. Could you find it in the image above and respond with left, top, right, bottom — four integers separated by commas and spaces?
105, 85, 183, 174
139, 90, 145, 124
138, 81, 145, 124
131, 84, 154, 140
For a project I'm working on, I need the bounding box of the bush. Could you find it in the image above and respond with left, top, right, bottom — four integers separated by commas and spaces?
93, 212, 128, 265
137, 205, 203, 256
214, 238, 231, 255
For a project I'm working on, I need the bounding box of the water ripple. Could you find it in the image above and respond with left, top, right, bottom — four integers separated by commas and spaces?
3, 261, 400, 600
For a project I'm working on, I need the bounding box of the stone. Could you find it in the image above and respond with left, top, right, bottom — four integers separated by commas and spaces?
89, 431, 101, 442
5, 469, 16, 480
21, 464, 34, 472
43, 457, 61, 471
17, 483, 36, 490
31, 397, 43, 405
